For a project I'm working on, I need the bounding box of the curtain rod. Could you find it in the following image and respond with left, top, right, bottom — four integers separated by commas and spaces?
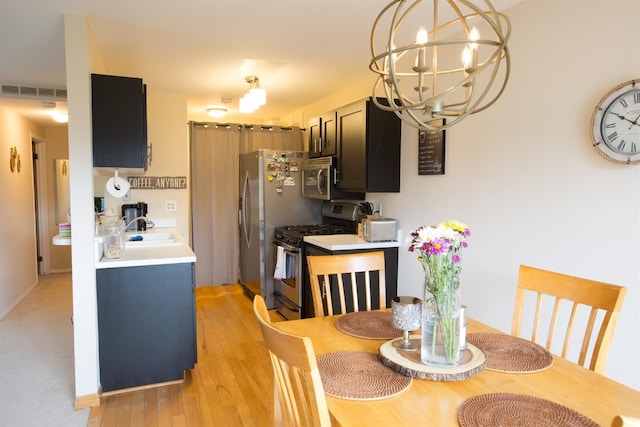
189, 121, 305, 132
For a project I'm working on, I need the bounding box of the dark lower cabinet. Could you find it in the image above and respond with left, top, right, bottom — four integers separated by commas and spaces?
302, 244, 398, 318
97, 263, 196, 392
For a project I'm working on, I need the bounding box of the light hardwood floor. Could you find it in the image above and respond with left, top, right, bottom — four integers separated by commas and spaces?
87, 284, 277, 427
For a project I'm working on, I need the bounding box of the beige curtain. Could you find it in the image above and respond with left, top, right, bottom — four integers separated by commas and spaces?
189, 122, 303, 287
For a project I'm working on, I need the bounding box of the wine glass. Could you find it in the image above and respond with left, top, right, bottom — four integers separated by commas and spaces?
391, 296, 422, 350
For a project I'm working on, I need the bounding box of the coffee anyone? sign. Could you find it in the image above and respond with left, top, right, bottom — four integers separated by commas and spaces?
128, 176, 187, 189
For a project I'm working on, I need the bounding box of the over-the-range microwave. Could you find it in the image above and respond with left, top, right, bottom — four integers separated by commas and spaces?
301, 156, 364, 201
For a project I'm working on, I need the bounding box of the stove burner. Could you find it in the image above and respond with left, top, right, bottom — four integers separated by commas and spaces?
281, 224, 347, 235
274, 222, 356, 247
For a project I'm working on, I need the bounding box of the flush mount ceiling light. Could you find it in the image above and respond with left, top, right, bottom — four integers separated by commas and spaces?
369, 0, 511, 132
206, 106, 228, 119
239, 76, 266, 114
52, 112, 68, 123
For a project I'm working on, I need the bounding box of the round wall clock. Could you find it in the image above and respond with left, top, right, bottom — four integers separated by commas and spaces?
590, 79, 640, 165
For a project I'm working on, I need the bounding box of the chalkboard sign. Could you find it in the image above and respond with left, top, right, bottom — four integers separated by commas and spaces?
418, 119, 446, 175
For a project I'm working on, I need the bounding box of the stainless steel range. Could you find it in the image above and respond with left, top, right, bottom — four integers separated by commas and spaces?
272, 201, 365, 320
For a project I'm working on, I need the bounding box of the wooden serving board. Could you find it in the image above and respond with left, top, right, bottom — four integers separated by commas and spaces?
379, 336, 486, 381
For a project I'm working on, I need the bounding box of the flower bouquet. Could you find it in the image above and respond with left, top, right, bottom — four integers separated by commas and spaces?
408, 220, 470, 365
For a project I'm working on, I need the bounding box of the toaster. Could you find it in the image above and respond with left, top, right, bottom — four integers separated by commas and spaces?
362, 217, 396, 242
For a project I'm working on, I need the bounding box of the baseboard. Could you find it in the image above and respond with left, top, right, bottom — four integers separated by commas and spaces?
0, 280, 38, 320
100, 378, 184, 398
50, 268, 72, 273
75, 392, 100, 409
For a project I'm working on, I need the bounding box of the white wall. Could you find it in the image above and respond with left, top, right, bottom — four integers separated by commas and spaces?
0, 107, 42, 319
65, 15, 192, 404
64, 13, 101, 405
377, 1, 640, 389
288, 0, 640, 390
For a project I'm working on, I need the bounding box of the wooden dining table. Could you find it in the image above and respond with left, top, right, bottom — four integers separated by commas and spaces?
276, 312, 640, 426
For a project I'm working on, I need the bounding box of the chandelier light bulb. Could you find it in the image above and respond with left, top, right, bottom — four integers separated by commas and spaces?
461, 47, 472, 69
416, 27, 428, 44
469, 27, 480, 50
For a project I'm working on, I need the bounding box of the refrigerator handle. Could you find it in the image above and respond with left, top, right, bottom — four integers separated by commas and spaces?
242, 170, 250, 248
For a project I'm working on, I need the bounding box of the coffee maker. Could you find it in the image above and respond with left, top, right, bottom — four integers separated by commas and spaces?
122, 202, 148, 231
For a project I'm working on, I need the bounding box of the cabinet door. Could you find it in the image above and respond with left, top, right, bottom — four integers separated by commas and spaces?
96, 263, 196, 392
336, 100, 367, 190
91, 73, 147, 168
320, 111, 337, 157
308, 116, 322, 158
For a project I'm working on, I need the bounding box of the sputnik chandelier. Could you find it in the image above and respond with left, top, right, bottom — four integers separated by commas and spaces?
239, 76, 267, 114
369, 0, 511, 132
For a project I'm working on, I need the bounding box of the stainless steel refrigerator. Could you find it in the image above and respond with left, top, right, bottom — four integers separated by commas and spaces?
238, 150, 322, 308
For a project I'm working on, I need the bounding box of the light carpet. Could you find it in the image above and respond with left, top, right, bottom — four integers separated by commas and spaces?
0, 273, 89, 427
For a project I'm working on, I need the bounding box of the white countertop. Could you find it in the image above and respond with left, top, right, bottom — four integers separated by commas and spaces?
304, 234, 401, 251
52, 234, 71, 246
95, 228, 196, 269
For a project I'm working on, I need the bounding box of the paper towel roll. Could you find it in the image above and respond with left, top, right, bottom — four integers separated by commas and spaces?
106, 176, 130, 198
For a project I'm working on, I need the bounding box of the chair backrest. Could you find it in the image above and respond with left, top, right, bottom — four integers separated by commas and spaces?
511, 265, 627, 374
306, 251, 387, 317
612, 415, 640, 427
253, 295, 331, 427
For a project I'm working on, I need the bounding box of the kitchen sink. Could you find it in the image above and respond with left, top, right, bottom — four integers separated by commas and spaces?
124, 232, 181, 247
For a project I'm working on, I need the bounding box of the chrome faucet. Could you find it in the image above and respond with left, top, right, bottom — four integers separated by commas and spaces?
124, 216, 148, 232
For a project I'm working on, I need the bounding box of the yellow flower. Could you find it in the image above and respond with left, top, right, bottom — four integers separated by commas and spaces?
445, 220, 467, 233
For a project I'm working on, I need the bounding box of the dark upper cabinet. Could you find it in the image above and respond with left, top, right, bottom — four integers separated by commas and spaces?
308, 111, 337, 158
308, 116, 321, 157
336, 97, 401, 192
91, 73, 147, 168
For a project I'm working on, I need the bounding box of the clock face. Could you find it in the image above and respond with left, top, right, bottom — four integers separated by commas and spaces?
591, 79, 640, 165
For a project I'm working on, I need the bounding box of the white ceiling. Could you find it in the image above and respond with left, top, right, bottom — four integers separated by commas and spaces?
0, 0, 522, 128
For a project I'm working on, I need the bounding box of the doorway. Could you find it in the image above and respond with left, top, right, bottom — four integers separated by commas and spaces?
32, 137, 50, 275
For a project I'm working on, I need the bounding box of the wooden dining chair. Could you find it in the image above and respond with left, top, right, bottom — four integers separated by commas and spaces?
511, 265, 627, 375
306, 251, 387, 317
253, 295, 332, 427
612, 415, 640, 427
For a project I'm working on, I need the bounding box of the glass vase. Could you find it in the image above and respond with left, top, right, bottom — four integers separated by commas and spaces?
421, 272, 461, 366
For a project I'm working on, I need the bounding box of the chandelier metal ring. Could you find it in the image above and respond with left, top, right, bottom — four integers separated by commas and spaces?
370, 0, 511, 132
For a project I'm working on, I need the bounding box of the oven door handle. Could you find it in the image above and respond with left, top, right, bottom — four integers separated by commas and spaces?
274, 291, 301, 313
274, 240, 300, 254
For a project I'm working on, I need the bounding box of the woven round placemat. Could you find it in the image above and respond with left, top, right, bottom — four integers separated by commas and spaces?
316, 351, 412, 400
334, 311, 402, 340
466, 333, 554, 373
458, 393, 599, 427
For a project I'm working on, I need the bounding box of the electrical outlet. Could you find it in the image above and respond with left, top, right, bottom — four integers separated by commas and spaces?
122, 190, 131, 202
165, 200, 176, 212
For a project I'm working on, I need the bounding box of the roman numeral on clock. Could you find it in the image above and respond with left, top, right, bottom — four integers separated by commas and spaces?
607, 132, 618, 142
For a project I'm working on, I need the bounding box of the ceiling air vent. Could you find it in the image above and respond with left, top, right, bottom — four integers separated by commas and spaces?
1, 84, 67, 101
